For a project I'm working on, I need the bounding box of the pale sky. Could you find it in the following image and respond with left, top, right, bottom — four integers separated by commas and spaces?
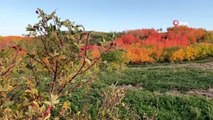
0, 0, 213, 36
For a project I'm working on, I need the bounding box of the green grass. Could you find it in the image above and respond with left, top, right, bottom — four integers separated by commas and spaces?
98, 67, 213, 92
121, 90, 213, 120
66, 61, 213, 119
99, 62, 213, 119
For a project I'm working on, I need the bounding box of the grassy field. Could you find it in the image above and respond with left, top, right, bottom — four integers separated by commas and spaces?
100, 58, 213, 92
68, 58, 213, 119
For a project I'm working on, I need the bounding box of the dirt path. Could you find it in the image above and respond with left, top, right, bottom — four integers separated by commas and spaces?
117, 85, 213, 98
158, 89, 213, 98
188, 89, 213, 98
130, 59, 213, 70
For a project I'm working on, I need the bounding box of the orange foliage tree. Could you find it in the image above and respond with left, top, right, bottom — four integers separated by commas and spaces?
112, 26, 209, 63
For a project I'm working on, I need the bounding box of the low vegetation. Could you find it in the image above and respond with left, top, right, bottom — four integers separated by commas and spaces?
0, 8, 213, 119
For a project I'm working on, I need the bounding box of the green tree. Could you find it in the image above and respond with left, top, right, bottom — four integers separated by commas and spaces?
0, 8, 126, 120
24, 8, 114, 119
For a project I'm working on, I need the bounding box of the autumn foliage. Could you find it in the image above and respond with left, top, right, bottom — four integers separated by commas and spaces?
1, 26, 212, 64
111, 26, 212, 63
1, 9, 121, 119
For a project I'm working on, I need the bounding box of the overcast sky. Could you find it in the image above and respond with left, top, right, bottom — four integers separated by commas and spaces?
0, 0, 213, 36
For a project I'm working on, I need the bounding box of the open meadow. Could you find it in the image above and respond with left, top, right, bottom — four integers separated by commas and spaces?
1, 7, 213, 120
